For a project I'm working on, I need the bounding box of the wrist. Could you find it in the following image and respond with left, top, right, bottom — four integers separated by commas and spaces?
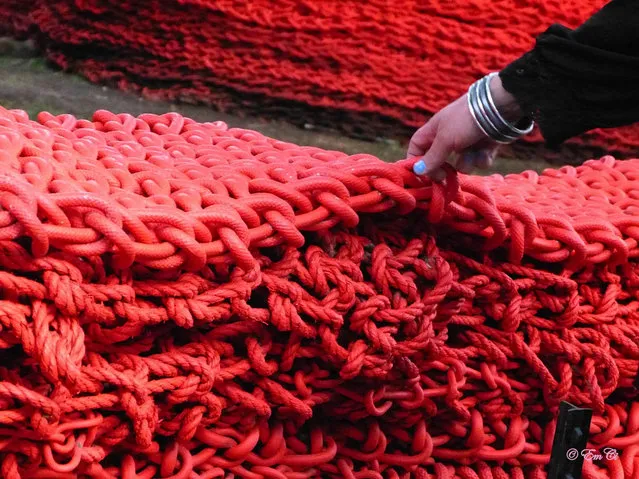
466, 73, 534, 144
489, 74, 522, 123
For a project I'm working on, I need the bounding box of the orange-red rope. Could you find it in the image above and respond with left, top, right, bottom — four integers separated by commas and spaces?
3, 0, 639, 153
1, 108, 639, 270
0, 107, 636, 477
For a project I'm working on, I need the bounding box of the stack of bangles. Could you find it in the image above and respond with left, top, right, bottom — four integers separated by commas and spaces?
468, 72, 535, 144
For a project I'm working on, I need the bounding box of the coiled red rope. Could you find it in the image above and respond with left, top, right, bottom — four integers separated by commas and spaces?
0, 107, 637, 477
3, 0, 639, 154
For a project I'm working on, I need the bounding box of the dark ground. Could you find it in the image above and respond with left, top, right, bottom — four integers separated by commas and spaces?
0, 38, 561, 174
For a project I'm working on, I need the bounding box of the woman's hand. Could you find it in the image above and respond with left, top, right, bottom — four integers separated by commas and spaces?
408, 74, 521, 180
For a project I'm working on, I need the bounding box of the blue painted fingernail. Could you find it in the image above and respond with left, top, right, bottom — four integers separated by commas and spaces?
413, 160, 426, 175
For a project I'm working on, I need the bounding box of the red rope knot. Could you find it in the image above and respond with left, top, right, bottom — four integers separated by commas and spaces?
350, 159, 418, 215
435, 410, 486, 461
495, 201, 539, 264
268, 291, 317, 338
137, 112, 186, 136
0, 127, 25, 159
577, 220, 630, 266
300, 167, 371, 199
246, 336, 279, 377
242, 192, 305, 248
339, 340, 367, 380
427, 357, 470, 420
216, 383, 271, 417
155, 442, 193, 479
394, 355, 420, 381
457, 178, 507, 251
259, 377, 313, 420
43, 271, 88, 318
422, 164, 460, 224
32, 300, 85, 389
43, 419, 107, 476
477, 363, 524, 417
0, 178, 49, 258
119, 391, 158, 448
213, 426, 262, 468
250, 177, 314, 216
288, 176, 356, 230
577, 349, 619, 413
281, 428, 337, 469
338, 421, 387, 467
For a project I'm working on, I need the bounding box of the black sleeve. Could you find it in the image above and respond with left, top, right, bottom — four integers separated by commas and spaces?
499, 0, 639, 147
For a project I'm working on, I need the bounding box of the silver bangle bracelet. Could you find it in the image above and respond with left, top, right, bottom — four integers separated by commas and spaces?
469, 79, 516, 144
467, 73, 534, 144
477, 76, 519, 141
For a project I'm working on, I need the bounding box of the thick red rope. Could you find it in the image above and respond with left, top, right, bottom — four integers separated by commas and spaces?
3, 0, 639, 154
0, 107, 636, 477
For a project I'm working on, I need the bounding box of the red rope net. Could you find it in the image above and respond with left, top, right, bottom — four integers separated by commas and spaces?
0, 106, 637, 477
3, 0, 639, 154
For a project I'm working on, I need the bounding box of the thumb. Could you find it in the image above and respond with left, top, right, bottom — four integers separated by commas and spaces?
412, 136, 452, 180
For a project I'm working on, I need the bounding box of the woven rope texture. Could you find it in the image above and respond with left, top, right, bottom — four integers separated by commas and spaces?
3, 0, 639, 154
0, 106, 637, 477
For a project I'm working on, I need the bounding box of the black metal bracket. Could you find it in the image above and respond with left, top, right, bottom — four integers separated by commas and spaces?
547, 401, 593, 479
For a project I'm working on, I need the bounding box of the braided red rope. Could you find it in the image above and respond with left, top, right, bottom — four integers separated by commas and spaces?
3, 0, 639, 154
0, 107, 636, 477
2, 107, 638, 270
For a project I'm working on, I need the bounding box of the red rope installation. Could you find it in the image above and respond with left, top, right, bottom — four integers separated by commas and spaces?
0, 106, 637, 477
3, 0, 639, 154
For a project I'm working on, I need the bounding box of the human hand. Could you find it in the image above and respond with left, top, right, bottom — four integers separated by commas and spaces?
408, 74, 521, 180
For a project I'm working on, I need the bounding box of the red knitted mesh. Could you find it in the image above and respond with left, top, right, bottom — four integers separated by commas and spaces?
0, 105, 637, 477
3, 0, 639, 155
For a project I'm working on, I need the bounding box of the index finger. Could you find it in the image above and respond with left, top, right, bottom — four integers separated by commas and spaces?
407, 120, 436, 158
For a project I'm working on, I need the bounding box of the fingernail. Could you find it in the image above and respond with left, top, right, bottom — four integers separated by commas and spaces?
413, 160, 427, 175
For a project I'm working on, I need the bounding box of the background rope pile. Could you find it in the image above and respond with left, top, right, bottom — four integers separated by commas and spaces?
0, 106, 637, 477
3, 0, 639, 156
